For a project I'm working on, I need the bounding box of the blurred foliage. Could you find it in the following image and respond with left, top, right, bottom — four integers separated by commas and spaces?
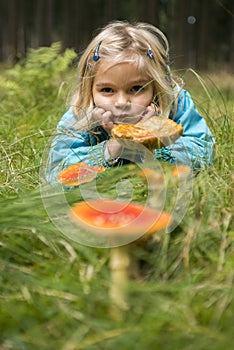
0, 43, 76, 197
0, 42, 76, 107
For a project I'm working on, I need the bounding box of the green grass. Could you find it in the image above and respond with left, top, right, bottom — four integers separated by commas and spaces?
0, 46, 233, 349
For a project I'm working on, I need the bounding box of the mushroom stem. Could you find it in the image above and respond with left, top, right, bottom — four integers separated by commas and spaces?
109, 246, 130, 317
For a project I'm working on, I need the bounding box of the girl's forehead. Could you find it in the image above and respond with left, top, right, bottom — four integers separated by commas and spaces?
96, 58, 146, 76
93, 60, 151, 88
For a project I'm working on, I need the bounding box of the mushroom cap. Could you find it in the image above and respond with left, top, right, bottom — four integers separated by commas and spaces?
57, 162, 106, 186
111, 116, 183, 149
139, 165, 192, 183
69, 199, 172, 241
171, 165, 192, 177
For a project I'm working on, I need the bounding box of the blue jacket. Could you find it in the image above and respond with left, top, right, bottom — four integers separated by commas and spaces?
47, 89, 214, 182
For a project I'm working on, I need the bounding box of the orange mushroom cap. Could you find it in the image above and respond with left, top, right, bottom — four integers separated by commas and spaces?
69, 199, 172, 241
139, 165, 192, 183
57, 162, 106, 186
139, 168, 165, 183
171, 165, 192, 177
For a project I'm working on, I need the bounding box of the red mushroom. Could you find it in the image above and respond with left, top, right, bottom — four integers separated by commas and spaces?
70, 199, 171, 239
69, 198, 172, 314
171, 164, 192, 178
139, 164, 192, 182
57, 162, 106, 187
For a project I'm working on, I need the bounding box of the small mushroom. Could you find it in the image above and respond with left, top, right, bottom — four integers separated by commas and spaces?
139, 164, 192, 182
57, 162, 106, 187
171, 164, 192, 178
69, 198, 172, 316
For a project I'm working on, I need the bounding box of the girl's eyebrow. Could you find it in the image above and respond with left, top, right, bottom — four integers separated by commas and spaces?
95, 82, 113, 87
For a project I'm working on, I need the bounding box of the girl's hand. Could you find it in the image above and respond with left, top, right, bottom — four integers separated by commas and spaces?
92, 107, 115, 134
74, 107, 113, 131
140, 103, 160, 122
91, 103, 160, 134
105, 137, 146, 165
104, 138, 123, 164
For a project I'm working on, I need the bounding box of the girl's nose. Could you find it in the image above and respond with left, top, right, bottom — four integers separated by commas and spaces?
114, 92, 130, 108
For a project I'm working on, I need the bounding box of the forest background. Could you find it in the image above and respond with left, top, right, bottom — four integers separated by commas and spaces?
0, 0, 233, 71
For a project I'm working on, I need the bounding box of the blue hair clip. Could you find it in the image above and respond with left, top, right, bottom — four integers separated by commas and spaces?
147, 45, 154, 59
93, 40, 102, 61
166, 64, 171, 82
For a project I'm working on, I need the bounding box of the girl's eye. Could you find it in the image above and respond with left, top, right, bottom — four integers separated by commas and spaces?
131, 85, 144, 93
101, 87, 113, 93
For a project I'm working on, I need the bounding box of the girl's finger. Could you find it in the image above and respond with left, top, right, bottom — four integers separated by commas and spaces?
92, 107, 105, 118
102, 111, 113, 125
141, 106, 156, 122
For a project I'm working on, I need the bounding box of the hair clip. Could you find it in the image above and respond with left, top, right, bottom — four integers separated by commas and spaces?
166, 65, 171, 82
147, 45, 154, 59
93, 40, 102, 61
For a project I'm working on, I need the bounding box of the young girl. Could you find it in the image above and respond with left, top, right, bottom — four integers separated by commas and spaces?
47, 21, 214, 182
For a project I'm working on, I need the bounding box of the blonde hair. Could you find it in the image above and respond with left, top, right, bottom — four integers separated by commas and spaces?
72, 21, 181, 117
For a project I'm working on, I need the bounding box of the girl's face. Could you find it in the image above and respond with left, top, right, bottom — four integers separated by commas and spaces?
92, 60, 154, 123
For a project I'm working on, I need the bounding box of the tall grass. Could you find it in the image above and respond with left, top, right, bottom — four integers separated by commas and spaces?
0, 45, 233, 350
0, 43, 76, 197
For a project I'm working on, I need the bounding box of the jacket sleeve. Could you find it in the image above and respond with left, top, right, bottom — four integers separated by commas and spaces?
154, 89, 215, 168
46, 109, 108, 182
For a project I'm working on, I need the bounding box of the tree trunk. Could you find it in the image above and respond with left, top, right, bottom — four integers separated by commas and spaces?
173, 0, 190, 68
5, 0, 18, 62
196, 0, 211, 70
16, 0, 26, 59
139, 0, 160, 26
35, 0, 53, 47
229, 1, 234, 70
